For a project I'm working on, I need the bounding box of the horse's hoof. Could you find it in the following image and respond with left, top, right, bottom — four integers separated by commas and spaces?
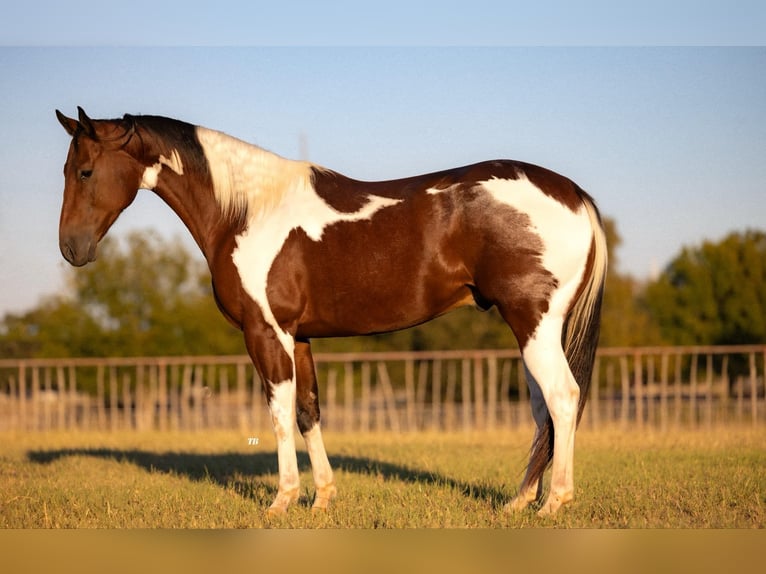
504, 497, 530, 513
311, 483, 337, 512
267, 488, 299, 516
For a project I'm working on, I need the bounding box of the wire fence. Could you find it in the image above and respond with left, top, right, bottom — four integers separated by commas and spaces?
0, 346, 764, 433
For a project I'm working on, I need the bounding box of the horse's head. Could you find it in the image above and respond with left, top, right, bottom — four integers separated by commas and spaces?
55, 107, 142, 266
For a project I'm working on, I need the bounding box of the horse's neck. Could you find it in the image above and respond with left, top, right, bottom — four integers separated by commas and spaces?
195, 127, 315, 222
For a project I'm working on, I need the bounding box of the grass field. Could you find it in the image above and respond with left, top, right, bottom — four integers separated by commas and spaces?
0, 427, 764, 528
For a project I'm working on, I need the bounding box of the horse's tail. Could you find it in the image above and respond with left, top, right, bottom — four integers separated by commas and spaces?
524, 190, 608, 491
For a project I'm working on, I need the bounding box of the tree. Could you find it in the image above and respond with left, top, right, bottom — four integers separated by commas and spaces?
598, 218, 664, 347
0, 231, 245, 358
644, 230, 766, 345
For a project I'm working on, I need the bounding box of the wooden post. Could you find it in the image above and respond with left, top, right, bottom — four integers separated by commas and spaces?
219, 366, 229, 429
158, 361, 168, 431
749, 352, 758, 426
169, 364, 180, 431
29, 366, 40, 431
109, 367, 118, 431
18, 363, 27, 431
461, 359, 471, 432
344, 362, 354, 432
500, 360, 511, 428
487, 356, 498, 431
96, 365, 106, 431
377, 362, 400, 433
659, 352, 669, 432
44, 368, 53, 431
690, 354, 699, 428
674, 353, 683, 428
705, 354, 714, 430
634, 351, 643, 429
360, 361, 371, 433
619, 356, 630, 429
122, 373, 132, 430
326, 368, 337, 432
416, 360, 428, 430
719, 355, 731, 423
473, 358, 485, 431
445, 361, 457, 431
589, 357, 600, 430
404, 359, 416, 431
646, 354, 655, 426
431, 359, 442, 431
236, 363, 247, 433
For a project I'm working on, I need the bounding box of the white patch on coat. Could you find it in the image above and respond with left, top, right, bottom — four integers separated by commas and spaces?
196, 126, 315, 220
139, 150, 184, 190
196, 124, 401, 350
479, 175, 591, 292
426, 183, 461, 195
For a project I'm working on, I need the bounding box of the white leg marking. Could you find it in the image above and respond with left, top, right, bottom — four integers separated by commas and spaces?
303, 424, 337, 511
268, 380, 300, 514
523, 315, 579, 516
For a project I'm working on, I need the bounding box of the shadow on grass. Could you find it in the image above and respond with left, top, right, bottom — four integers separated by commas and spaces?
27, 448, 509, 509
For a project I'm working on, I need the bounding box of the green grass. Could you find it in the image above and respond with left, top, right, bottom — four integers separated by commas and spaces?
0, 427, 763, 528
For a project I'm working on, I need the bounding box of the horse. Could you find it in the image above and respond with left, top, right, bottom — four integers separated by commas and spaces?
55, 107, 607, 516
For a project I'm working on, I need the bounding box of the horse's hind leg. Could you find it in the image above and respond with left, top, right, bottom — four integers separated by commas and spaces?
294, 340, 336, 511
506, 362, 547, 511
521, 314, 580, 515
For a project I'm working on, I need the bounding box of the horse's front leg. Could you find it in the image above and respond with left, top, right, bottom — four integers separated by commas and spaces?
244, 322, 301, 515
294, 339, 336, 511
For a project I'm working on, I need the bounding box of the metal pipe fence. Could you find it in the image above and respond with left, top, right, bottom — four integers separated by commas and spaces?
0, 346, 764, 432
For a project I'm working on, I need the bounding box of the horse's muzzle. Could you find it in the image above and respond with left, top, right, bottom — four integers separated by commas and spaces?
60, 235, 97, 267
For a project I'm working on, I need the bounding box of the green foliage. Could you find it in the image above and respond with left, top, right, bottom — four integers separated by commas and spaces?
0, 231, 245, 358
599, 218, 664, 347
645, 230, 766, 345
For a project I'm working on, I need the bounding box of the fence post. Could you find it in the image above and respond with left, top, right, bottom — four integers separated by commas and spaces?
589, 356, 600, 430
360, 361, 371, 433
634, 351, 643, 429
473, 358, 485, 431
690, 354, 698, 428
404, 359, 416, 431
431, 359, 442, 431
344, 362, 354, 432
461, 359, 471, 432
487, 356, 498, 431
750, 352, 758, 426
326, 368, 337, 432
659, 352, 669, 432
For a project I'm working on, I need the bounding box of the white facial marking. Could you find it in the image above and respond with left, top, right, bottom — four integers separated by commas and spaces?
138, 149, 184, 190
479, 175, 591, 285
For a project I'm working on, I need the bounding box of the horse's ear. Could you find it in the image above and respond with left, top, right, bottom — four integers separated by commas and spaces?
77, 106, 98, 139
56, 109, 79, 137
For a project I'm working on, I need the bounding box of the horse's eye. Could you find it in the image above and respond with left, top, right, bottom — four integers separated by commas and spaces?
79, 169, 93, 181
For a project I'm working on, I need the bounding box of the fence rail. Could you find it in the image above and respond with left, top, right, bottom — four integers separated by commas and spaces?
1, 346, 764, 432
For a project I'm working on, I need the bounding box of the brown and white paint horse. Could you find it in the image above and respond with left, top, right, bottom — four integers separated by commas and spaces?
56, 107, 607, 516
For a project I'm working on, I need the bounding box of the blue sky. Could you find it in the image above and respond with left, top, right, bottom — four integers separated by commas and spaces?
1, 4, 765, 316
